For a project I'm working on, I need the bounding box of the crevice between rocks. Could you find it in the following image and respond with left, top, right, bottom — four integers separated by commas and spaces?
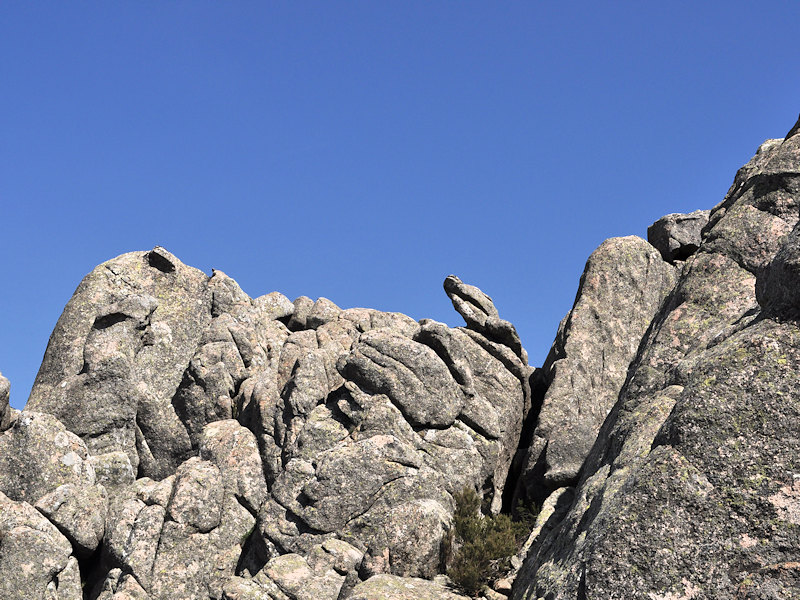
501, 367, 548, 513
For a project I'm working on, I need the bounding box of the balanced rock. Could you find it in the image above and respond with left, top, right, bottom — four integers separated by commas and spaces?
444, 275, 527, 362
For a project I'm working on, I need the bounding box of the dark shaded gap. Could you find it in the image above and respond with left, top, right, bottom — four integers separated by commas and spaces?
236, 524, 271, 577
501, 366, 548, 514
92, 313, 128, 330
77, 545, 107, 600
147, 250, 176, 273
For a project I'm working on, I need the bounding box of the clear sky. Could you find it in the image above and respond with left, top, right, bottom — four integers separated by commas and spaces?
2, 2, 799, 409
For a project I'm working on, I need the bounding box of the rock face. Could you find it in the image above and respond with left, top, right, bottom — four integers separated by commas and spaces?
512, 122, 800, 598
514, 236, 676, 505
3, 117, 800, 599
2, 250, 530, 598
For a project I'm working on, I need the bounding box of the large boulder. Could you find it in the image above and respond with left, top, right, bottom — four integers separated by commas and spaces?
512, 127, 800, 598
0, 491, 82, 600
0, 409, 109, 556
27, 247, 212, 479
515, 236, 676, 504
0, 411, 97, 503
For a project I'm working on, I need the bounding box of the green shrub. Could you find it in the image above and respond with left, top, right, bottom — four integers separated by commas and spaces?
446, 488, 531, 597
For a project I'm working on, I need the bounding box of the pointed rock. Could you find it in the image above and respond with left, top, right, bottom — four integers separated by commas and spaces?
444, 275, 526, 361
516, 236, 676, 502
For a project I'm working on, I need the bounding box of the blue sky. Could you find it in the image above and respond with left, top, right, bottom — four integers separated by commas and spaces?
2, 2, 799, 409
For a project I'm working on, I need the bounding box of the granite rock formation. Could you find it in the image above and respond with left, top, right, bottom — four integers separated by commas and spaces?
2, 115, 800, 599
3, 250, 531, 598
513, 236, 676, 506
513, 118, 800, 599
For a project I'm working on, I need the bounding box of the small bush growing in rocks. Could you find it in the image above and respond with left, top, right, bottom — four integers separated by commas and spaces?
446, 487, 531, 597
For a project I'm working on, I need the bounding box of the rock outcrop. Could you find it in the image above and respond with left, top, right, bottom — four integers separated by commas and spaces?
512, 119, 800, 599
513, 236, 676, 506
3, 249, 530, 598
3, 115, 800, 599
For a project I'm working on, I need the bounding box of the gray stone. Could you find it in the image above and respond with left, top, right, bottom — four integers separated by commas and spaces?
248, 280, 529, 579
104, 463, 254, 599
444, 275, 526, 361
288, 296, 314, 330
222, 576, 278, 600
0, 373, 10, 432
173, 271, 292, 451
89, 451, 136, 488
55, 556, 84, 600
416, 320, 528, 511
348, 574, 470, 600
647, 209, 711, 263
340, 308, 420, 337
99, 419, 270, 599
513, 131, 800, 599
2, 248, 531, 592
27, 246, 212, 479
338, 329, 464, 428
756, 217, 800, 317
168, 457, 224, 532
306, 297, 342, 329
35, 482, 108, 555
0, 411, 96, 504
443, 275, 499, 329
254, 291, 295, 321
0, 491, 76, 600
93, 569, 151, 600
516, 236, 676, 503
259, 550, 345, 600
199, 419, 268, 514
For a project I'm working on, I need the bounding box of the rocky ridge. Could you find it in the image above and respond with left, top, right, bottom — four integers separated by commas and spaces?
1, 115, 799, 599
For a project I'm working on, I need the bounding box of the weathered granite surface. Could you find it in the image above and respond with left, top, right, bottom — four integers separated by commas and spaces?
512, 118, 800, 600
3, 252, 530, 598
2, 116, 800, 599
